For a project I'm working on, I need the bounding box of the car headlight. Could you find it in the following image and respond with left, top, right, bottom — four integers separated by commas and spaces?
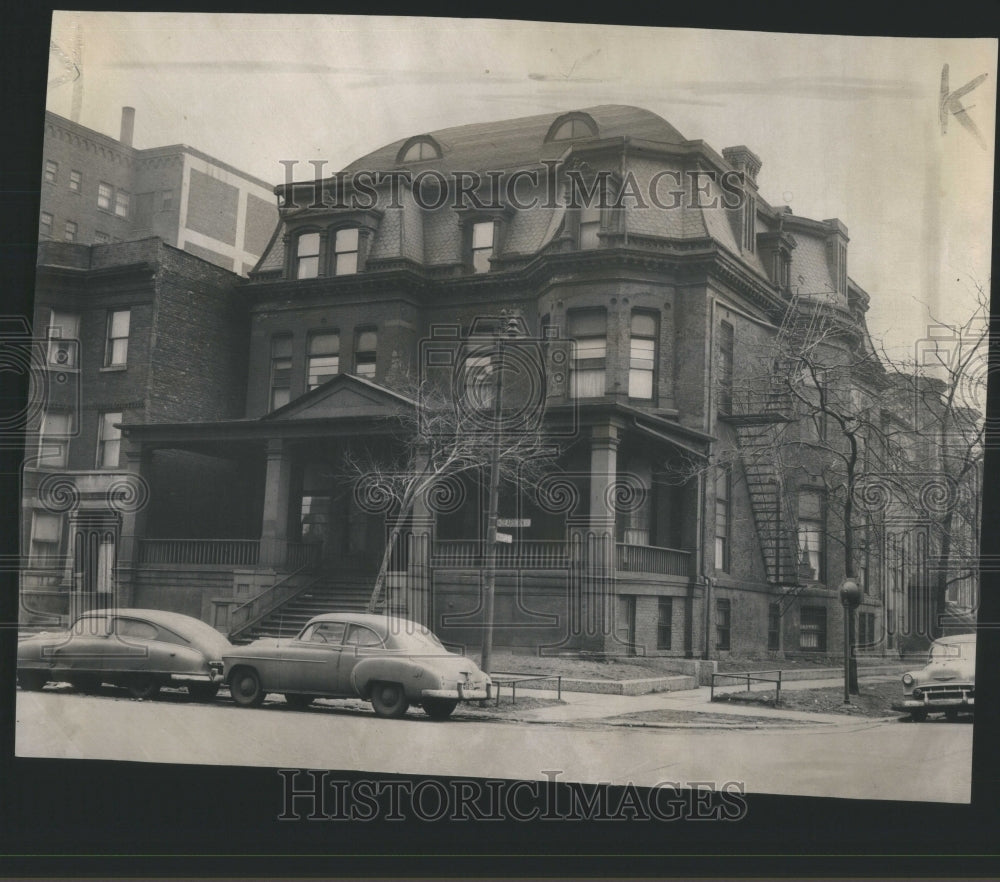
902, 673, 914, 686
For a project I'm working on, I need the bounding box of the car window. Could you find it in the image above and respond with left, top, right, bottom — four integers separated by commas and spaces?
71, 615, 110, 636
113, 618, 159, 641
930, 642, 963, 661
152, 625, 191, 647
300, 622, 346, 645
344, 625, 383, 647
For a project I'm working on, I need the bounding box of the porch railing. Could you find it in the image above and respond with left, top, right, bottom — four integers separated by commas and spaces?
615, 543, 693, 577
136, 539, 320, 570
433, 540, 571, 569
432, 539, 692, 576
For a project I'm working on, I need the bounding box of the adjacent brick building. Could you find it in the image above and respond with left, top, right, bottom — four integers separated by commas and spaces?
23, 105, 973, 661
39, 109, 278, 276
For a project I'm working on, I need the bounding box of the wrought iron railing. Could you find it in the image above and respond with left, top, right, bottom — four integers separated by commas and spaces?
136, 539, 320, 570
615, 543, 693, 576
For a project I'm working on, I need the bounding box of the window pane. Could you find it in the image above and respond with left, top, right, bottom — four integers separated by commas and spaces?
309, 333, 339, 356
630, 337, 655, 368
570, 369, 605, 398
33, 512, 62, 543
336, 228, 359, 252
357, 330, 377, 352
574, 338, 606, 360
628, 369, 653, 399
271, 387, 290, 410
297, 232, 320, 257
472, 221, 494, 249
308, 356, 339, 389
115, 191, 129, 217
632, 313, 657, 337
335, 252, 358, 275
272, 336, 293, 358
297, 256, 319, 279
579, 223, 601, 250
569, 310, 606, 338
110, 339, 128, 365
98, 182, 112, 209
110, 310, 130, 338
101, 412, 122, 441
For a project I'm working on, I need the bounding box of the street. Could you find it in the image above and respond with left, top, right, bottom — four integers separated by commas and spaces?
15, 688, 973, 804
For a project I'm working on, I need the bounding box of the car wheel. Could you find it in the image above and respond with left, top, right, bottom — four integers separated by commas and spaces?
68, 676, 101, 694
229, 667, 265, 708
370, 681, 409, 719
944, 708, 959, 722
17, 670, 48, 692
284, 693, 316, 710
422, 698, 458, 720
910, 709, 928, 723
126, 674, 161, 700
188, 683, 221, 702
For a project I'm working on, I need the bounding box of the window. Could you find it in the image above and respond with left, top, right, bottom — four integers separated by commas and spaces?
857, 611, 876, 649
94, 231, 111, 244
546, 113, 598, 142
39, 212, 53, 239
399, 138, 441, 162
568, 309, 606, 398
30, 512, 63, 566
69, 170, 82, 193
161, 190, 174, 210
715, 599, 731, 651
97, 411, 122, 468
98, 182, 113, 210
333, 228, 359, 276
46, 310, 79, 369
63, 221, 77, 242
628, 312, 657, 399
302, 621, 346, 644
657, 597, 673, 650
470, 221, 494, 274
114, 618, 158, 641
768, 603, 781, 651
344, 624, 383, 647
354, 329, 377, 379
797, 489, 826, 582
579, 204, 601, 250
44, 160, 58, 184
799, 606, 827, 651
307, 332, 340, 390
105, 309, 130, 367
295, 232, 320, 279
38, 410, 72, 467
270, 335, 293, 410
718, 320, 734, 414
617, 462, 651, 546
715, 468, 730, 572
114, 190, 130, 218
743, 197, 756, 252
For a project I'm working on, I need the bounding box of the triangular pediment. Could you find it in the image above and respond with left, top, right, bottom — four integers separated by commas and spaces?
264, 374, 415, 422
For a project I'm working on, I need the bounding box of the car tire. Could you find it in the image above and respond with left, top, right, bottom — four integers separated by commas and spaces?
910, 709, 928, 723
229, 667, 265, 708
422, 698, 458, 720
188, 683, 221, 702
17, 670, 48, 692
370, 681, 409, 719
126, 674, 161, 700
284, 693, 316, 710
68, 676, 101, 694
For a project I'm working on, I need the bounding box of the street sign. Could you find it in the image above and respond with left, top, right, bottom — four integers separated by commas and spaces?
497, 518, 531, 528
496, 532, 513, 544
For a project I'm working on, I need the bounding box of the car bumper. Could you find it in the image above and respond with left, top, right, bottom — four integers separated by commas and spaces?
421, 682, 492, 701
893, 696, 975, 711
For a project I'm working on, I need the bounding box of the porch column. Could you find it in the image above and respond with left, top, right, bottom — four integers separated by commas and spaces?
261, 439, 293, 567
582, 423, 619, 651
408, 457, 434, 628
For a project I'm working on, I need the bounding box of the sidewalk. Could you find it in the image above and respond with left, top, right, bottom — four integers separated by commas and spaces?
477, 674, 902, 727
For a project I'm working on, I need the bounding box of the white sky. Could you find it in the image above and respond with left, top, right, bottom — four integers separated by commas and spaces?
46, 12, 997, 360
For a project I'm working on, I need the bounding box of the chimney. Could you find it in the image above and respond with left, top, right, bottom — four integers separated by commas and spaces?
120, 107, 135, 147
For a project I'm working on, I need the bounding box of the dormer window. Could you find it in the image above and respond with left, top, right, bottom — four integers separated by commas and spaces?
333, 228, 359, 276
397, 136, 442, 164
470, 221, 495, 274
579, 204, 601, 249
545, 112, 599, 143
296, 232, 320, 279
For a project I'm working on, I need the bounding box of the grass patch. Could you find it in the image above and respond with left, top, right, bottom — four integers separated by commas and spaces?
713, 680, 905, 717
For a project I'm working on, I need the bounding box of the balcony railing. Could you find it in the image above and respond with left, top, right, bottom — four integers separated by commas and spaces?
615, 543, 693, 577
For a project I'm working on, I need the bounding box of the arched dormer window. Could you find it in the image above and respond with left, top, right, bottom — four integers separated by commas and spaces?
396, 135, 443, 164
545, 112, 599, 143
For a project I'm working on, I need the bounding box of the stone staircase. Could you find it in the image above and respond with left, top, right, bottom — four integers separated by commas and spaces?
238, 571, 375, 642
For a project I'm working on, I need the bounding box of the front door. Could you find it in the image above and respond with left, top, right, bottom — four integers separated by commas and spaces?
277, 620, 347, 695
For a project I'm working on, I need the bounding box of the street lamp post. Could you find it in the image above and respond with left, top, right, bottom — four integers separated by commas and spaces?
839, 579, 861, 704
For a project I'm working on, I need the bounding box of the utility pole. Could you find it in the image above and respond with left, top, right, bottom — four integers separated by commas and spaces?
480, 317, 519, 675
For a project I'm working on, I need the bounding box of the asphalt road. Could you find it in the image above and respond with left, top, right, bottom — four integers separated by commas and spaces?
15, 688, 973, 804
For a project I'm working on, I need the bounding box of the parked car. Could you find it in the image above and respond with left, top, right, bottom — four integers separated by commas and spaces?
224, 612, 492, 719
17, 608, 231, 701
892, 632, 976, 722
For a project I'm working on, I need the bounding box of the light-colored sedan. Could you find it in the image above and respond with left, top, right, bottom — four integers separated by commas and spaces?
893, 632, 976, 722
224, 612, 492, 720
17, 607, 231, 700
